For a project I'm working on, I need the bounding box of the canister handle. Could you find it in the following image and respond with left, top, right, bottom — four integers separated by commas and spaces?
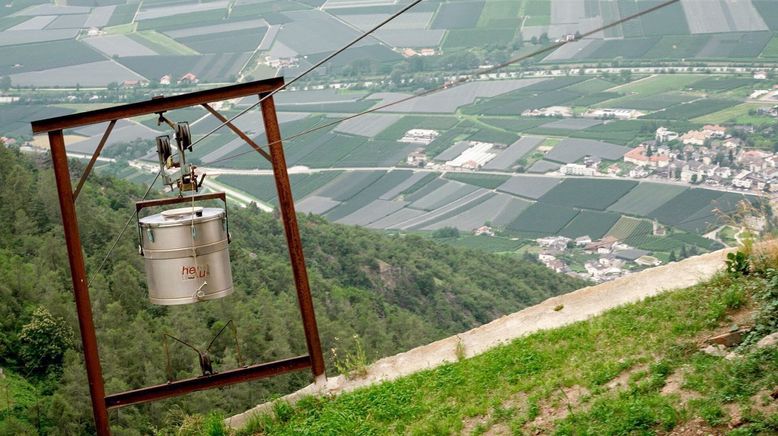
135, 192, 230, 256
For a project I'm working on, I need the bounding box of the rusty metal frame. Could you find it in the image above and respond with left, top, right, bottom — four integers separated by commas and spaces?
30, 76, 325, 436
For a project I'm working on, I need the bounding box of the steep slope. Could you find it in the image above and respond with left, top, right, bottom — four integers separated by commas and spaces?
0, 145, 585, 434
231, 254, 778, 435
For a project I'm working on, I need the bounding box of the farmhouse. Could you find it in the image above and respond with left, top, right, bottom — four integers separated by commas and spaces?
473, 226, 494, 236
623, 145, 669, 168
754, 71, 768, 80
655, 127, 679, 143
522, 106, 572, 117
585, 108, 643, 120
680, 130, 707, 146
702, 124, 727, 138
399, 129, 439, 145
406, 149, 427, 167
179, 73, 198, 84
732, 171, 753, 189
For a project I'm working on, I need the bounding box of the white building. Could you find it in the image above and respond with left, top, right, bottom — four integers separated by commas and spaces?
399, 129, 439, 145
445, 141, 497, 169
560, 163, 596, 176
655, 127, 679, 143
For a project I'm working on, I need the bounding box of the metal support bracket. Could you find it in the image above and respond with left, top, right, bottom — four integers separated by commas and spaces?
201, 103, 271, 161
73, 119, 116, 201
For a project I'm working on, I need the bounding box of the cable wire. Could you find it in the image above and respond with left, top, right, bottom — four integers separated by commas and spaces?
206, 0, 681, 166
187, 0, 424, 150
87, 169, 161, 287
83, 0, 424, 284
85, 0, 680, 283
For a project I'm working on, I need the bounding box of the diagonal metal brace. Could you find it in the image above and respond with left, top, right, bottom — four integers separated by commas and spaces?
73, 119, 116, 201
201, 103, 271, 161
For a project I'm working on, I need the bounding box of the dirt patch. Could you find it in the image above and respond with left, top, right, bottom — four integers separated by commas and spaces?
721, 403, 743, 429
667, 418, 724, 435
698, 307, 756, 347
460, 414, 489, 435
750, 388, 778, 416
483, 423, 510, 435
606, 364, 649, 391
661, 367, 702, 404
460, 393, 528, 435
523, 385, 590, 435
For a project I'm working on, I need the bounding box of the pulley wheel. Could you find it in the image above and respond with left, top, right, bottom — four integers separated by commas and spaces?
156, 135, 172, 162
176, 122, 192, 151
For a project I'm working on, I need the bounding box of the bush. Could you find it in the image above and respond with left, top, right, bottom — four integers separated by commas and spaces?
432, 227, 460, 239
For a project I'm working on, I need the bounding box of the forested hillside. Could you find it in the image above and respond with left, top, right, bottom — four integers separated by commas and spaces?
0, 145, 586, 434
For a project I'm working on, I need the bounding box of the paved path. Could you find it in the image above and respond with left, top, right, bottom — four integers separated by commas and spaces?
227, 248, 733, 428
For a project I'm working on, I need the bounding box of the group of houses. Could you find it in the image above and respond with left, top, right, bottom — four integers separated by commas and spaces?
620, 125, 778, 192
535, 234, 661, 283
120, 73, 199, 88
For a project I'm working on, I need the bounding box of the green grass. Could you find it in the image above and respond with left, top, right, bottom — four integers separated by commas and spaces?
477, 1, 520, 27
643, 35, 710, 59
137, 9, 228, 32
523, 0, 550, 24
479, 117, 547, 132
105, 3, 139, 27
643, 99, 740, 121
465, 125, 519, 145
131, 31, 199, 55
444, 173, 510, 189
607, 216, 653, 241
566, 78, 618, 94
443, 28, 516, 49
688, 76, 757, 91
609, 74, 702, 96
692, 103, 775, 126
759, 35, 778, 58
443, 235, 524, 253
596, 92, 697, 111
236, 268, 778, 435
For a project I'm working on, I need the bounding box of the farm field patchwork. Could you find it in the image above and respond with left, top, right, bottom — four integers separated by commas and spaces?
559, 210, 621, 239
606, 216, 654, 241
496, 176, 561, 200
430, 1, 484, 29
539, 178, 638, 211
544, 138, 630, 163
507, 203, 579, 235
641, 99, 740, 121
608, 182, 688, 217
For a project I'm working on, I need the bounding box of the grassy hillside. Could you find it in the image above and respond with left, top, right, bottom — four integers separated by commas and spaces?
0, 145, 585, 434
234, 252, 778, 435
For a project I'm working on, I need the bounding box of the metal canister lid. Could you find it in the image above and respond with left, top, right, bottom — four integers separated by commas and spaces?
139, 207, 225, 228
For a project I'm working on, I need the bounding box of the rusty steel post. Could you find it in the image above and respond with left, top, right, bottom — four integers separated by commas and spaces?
258, 94, 326, 378
49, 130, 111, 435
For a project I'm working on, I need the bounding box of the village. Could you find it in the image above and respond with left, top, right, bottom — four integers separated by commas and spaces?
533, 233, 666, 283
401, 120, 778, 196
